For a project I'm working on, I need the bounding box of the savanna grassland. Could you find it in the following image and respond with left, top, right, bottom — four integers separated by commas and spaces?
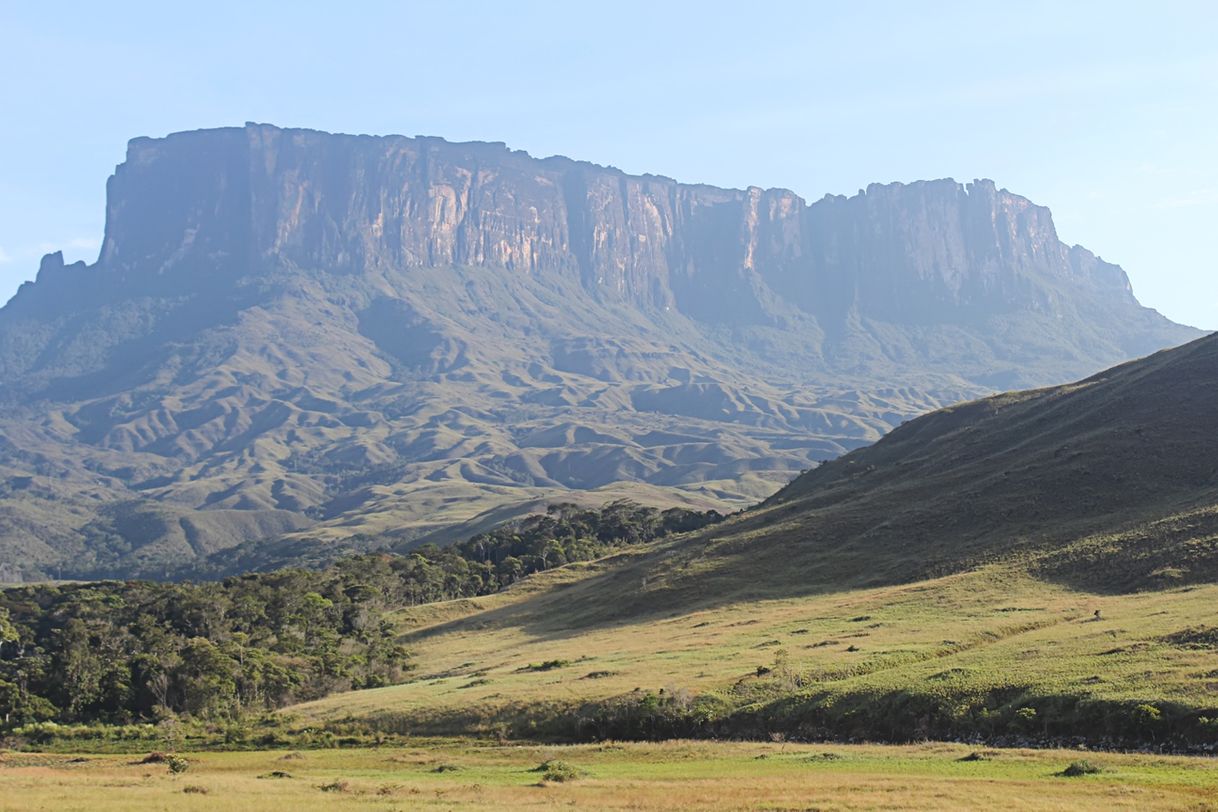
290, 556, 1218, 743
3, 338, 1217, 810
2, 740, 1217, 811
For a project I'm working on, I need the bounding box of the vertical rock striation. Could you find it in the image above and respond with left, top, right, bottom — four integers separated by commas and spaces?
51, 124, 1149, 329
0, 124, 1200, 578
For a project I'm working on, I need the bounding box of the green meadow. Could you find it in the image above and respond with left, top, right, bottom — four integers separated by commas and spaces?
3, 739, 1217, 811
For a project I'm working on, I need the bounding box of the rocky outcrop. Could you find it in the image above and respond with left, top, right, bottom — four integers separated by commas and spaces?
0, 124, 1201, 579
26, 125, 1147, 326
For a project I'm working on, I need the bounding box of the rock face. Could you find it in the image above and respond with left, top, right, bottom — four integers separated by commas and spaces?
17, 126, 1145, 334
0, 124, 1200, 579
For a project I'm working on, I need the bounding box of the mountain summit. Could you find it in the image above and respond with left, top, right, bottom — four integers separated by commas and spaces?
0, 124, 1199, 579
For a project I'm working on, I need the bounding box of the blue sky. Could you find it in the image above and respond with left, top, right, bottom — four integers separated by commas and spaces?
2, 1, 1215, 327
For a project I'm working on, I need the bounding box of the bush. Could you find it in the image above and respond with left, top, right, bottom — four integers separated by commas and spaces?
166, 756, 190, 774
1060, 760, 1102, 777
223, 722, 250, 744
319, 779, 350, 793
520, 659, 570, 672
806, 752, 843, 762
1132, 703, 1162, 727
1013, 706, 1038, 731
535, 759, 582, 783
182, 785, 208, 794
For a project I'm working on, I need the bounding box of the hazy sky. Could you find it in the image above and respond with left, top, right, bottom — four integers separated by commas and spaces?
2, 1, 1215, 327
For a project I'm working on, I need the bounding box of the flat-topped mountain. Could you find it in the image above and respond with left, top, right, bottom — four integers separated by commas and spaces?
0, 124, 1199, 579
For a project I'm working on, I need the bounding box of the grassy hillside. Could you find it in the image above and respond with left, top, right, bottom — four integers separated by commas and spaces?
290, 560, 1218, 746
289, 335, 1218, 746
767, 330, 1218, 588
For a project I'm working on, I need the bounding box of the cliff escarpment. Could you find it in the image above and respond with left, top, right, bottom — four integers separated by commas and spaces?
0, 124, 1199, 579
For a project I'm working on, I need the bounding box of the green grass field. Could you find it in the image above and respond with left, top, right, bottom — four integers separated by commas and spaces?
3, 739, 1217, 811
10, 551, 1215, 810
287, 552, 1218, 741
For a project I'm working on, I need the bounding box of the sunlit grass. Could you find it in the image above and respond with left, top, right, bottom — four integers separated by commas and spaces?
3, 739, 1217, 811
290, 562, 1218, 733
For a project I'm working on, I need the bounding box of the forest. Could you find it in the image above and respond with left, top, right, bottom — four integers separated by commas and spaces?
0, 501, 722, 727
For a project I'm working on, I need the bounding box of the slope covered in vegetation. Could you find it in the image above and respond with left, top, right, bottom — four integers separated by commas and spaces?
7, 335, 1217, 748
291, 335, 1218, 749
0, 502, 720, 728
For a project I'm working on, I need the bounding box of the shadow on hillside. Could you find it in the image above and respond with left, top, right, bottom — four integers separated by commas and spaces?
407, 491, 1218, 649
403, 507, 925, 647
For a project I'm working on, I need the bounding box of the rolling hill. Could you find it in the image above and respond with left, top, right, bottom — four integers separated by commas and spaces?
0, 123, 1200, 579
291, 333, 1218, 746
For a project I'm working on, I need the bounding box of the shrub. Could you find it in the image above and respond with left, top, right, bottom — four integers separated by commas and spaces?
1013, 706, 1038, 731
166, 756, 189, 774
182, 785, 208, 794
318, 779, 350, 792
1132, 703, 1162, 727
806, 752, 843, 762
535, 759, 582, 782
519, 659, 570, 672
223, 723, 250, 744
1060, 760, 1102, 777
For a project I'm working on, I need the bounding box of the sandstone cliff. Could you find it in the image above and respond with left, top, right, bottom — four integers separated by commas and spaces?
0, 124, 1199, 578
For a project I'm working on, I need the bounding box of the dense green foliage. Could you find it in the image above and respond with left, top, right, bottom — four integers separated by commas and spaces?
423, 501, 724, 599
0, 570, 407, 728
0, 502, 721, 730
441, 683, 1218, 753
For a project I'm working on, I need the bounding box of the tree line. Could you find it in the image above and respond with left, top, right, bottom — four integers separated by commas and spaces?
0, 501, 722, 728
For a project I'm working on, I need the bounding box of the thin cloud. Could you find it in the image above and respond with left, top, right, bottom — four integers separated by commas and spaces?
65, 236, 101, 251
1157, 189, 1218, 209
33, 236, 101, 257
0, 246, 11, 264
